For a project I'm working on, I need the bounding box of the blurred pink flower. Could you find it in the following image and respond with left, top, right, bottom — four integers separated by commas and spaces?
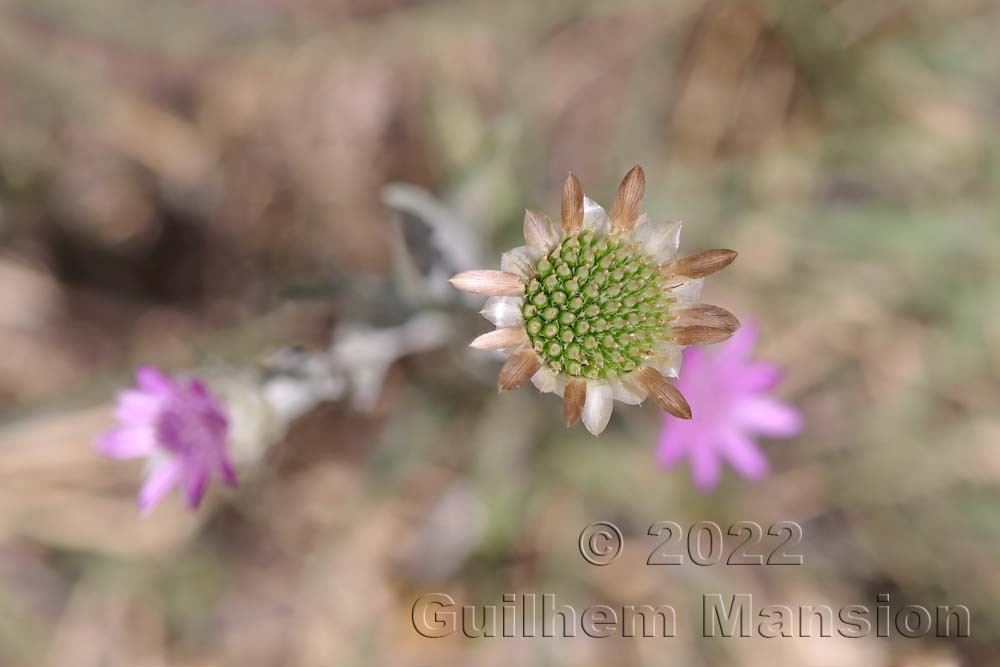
657, 320, 801, 490
97, 367, 236, 513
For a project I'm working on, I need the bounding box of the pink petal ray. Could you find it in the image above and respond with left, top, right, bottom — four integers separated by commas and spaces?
730, 362, 783, 393
690, 439, 722, 491
656, 421, 689, 468
113, 390, 165, 425
96, 426, 157, 459
185, 469, 210, 508
720, 428, 770, 481
734, 397, 803, 438
136, 366, 177, 395
138, 461, 182, 513
716, 320, 758, 366
220, 459, 238, 487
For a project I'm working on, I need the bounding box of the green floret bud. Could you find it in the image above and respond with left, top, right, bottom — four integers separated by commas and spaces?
521, 233, 672, 379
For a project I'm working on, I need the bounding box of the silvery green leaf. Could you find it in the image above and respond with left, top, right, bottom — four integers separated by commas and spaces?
382, 183, 482, 307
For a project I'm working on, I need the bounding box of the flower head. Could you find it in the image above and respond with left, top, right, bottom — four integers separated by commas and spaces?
451, 165, 740, 435
97, 366, 237, 513
657, 321, 802, 489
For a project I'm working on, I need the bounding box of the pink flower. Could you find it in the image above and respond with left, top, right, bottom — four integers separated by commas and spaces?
97, 367, 236, 513
657, 320, 801, 490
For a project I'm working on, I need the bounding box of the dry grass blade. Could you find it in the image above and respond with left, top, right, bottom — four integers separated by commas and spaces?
0, 406, 204, 556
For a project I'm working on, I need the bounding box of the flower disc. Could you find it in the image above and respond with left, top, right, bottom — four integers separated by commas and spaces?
522, 230, 671, 380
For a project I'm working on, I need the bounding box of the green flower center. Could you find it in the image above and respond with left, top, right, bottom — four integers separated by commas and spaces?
522, 231, 672, 380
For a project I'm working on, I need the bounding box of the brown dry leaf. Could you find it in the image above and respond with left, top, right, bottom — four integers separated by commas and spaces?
0, 406, 206, 557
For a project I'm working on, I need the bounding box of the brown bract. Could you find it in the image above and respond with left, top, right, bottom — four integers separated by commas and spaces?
662, 249, 737, 279
561, 173, 584, 234
562, 380, 586, 426
449, 270, 525, 296
469, 327, 527, 350
609, 164, 645, 233
671, 303, 740, 345
674, 303, 740, 332
498, 348, 542, 391
635, 367, 692, 419
671, 326, 736, 346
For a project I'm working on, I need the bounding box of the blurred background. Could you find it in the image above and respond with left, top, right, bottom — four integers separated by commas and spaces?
0, 0, 998, 664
